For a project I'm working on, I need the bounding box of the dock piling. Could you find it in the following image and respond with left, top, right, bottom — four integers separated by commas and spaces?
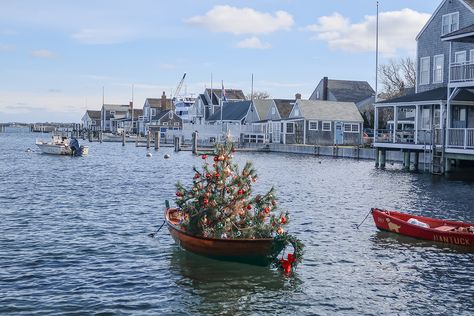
192, 131, 198, 155
155, 132, 160, 150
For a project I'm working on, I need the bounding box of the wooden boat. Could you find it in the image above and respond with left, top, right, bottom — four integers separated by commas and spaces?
165, 208, 284, 265
371, 208, 474, 247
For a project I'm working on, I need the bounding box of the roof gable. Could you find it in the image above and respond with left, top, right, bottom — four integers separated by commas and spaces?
145, 98, 162, 108
86, 110, 101, 119
327, 80, 374, 103
273, 99, 295, 119
252, 99, 273, 120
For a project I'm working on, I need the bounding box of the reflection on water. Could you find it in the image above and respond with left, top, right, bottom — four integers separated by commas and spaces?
1, 133, 473, 315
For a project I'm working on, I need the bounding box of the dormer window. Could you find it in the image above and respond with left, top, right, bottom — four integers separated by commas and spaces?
442, 12, 459, 36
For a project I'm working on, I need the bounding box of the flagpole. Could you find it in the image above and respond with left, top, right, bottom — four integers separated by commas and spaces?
375, 0, 379, 103
251, 74, 254, 102
210, 73, 213, 116
220, 80, 224, 131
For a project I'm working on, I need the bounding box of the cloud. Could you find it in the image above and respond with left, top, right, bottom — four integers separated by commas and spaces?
0, 44, 16, 52
305, 9, 430, 56
31, 49, 57, 59
72, 28, 137, 44
186, 5, 293, 35
237, 37, 271, 49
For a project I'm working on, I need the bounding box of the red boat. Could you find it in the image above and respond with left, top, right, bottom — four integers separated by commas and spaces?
165, 208, 284, 265
371, 208, 474, 247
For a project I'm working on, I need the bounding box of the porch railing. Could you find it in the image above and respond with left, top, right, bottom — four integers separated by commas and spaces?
375, 129, 442, 145
450, 61, 474, 83
447, 128, 474, 149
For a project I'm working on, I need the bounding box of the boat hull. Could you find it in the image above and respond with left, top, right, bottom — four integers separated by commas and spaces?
36, 142, 71, 155
165, 208, 282, 265
372, 208, 474, 247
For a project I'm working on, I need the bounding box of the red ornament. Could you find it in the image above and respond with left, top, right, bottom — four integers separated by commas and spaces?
203, 198, 209, 205
205, 173, 211, 179
237, 189, 244, 195
201, 154, 207, 159
194, 173, 200, 179
213, 156, 218, 162
281, 259, 292, 275
176, 191, 183, 197
264, 207, 270, 214
215, 173, 220, 178
281, 216, 287, 224
246, 205, 252, 210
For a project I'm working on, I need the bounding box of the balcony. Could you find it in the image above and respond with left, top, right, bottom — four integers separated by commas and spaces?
449, 61, 474, 85
447, 128, 474, 149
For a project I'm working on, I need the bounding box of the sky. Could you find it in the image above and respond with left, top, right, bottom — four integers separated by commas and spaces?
0, 0, 439, 123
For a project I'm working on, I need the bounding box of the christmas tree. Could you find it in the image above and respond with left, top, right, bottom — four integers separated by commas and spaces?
175, 140, 303, 272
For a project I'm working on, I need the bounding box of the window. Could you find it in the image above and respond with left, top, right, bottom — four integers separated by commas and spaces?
455, 51, 466, 63
470, 50, 474, 62
294, 108, 299, 116
286, 122, 294, 134
421, 107, 431, 130
168, 112, 173, 119
174, 122, 180, 126
433, 54, 444, 83
271, 107, 276, 115
309, 120, 318, 130
344, 123, 360, 133
316, 91, 320, 99
322, 121, 331, 131
420, 57, 430, 85
151, 108, 156, 116
163, 122, 168, 126
442, 12, 459, 35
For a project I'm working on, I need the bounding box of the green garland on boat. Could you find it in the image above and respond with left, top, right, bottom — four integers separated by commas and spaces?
175, 140, 304, 271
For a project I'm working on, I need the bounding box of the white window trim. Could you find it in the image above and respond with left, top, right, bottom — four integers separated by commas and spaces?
420, 57, 430, 85
322, 121, 331, 132
470, 49, 474, 62
433, 54, 444, 84
168, 112, 173, 119
286, 122, 295, 134
308, 120, 318, 131
344, 123, 360, 133
163, 122, 168, 126
441, 12, 459, 36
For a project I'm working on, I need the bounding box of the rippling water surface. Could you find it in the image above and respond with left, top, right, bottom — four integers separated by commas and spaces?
1, 133, 473, 315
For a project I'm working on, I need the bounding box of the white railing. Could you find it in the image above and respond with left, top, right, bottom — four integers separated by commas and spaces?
447, 128, 474, 149
450, 61, 474, 83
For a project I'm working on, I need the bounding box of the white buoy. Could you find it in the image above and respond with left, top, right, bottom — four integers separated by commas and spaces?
164, 154, 170, 159
26, 148, 32, 152
146, 152, 152, 157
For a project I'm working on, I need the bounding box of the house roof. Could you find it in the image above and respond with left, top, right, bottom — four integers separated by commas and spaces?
252, 99, 273, 120
296, 100, 364, 122
274, 99, 295, 119
462, 0, 474, 11
207, 101, 251, 121
441, 23, 474, 42
198, 94, 209, 106
145, 98, 162, 108
326, 79, 375, 103
155, 109, 181, 121
86, 110, 101, 119
377, 87, 474, 104
132, 109, 143, 116
102, 104, 130, 111
205, 88, 246, 101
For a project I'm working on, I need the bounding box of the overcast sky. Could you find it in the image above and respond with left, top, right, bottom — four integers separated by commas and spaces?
0, 0, 438, 123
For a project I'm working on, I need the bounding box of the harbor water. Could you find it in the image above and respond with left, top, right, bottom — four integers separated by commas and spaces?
1, 133, 473, 315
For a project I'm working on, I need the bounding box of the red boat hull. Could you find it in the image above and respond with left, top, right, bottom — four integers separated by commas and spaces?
371, 208, 474, 247
165, 208, 283, 265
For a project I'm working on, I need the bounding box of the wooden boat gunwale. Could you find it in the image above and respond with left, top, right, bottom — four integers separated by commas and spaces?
371, 208, 474, 247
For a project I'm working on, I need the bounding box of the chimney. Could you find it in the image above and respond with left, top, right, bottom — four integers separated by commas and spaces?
322, 76, 328, 101
161, 91, 167, 111
295, 93, 302, 100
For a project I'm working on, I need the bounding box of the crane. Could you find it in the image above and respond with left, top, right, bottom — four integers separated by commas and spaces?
173, 73, 186, 100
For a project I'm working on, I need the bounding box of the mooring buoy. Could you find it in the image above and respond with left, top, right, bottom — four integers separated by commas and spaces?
146, 152, 152, 157
164, 154, 170, 159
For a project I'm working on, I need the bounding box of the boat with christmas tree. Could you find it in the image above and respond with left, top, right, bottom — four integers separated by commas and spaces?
165, 139, 303, 271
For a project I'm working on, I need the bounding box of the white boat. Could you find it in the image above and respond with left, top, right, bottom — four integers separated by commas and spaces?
36, 134, 88, 156
174, 96, 195, 123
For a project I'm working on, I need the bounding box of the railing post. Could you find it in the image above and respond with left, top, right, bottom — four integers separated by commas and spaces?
464, 128, 468, 149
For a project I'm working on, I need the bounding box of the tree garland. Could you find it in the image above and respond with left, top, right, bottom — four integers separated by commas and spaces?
175, 140, 304, 273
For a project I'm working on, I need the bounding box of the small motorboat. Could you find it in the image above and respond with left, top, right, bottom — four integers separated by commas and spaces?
371, 208, 474, 247
36, 134, 88, 156
165, 208, 285, 265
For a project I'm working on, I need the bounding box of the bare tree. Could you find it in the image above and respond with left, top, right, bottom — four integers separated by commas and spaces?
246, 91, 271, 100
378, 57, 416, 100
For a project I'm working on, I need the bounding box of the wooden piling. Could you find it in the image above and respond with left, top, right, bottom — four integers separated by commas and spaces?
413, 152, 419, 172
380, 149, 386, 169
403, 151, 410, 170
192, 131, 198, 155
99, 131, 103, 143
155, 132, 160, 150
174, 136, 181, 152
147, 131, 151, 149
375, 149, 380, 168
122, 132, 126, 146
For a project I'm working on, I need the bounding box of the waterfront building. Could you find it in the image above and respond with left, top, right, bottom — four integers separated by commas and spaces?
310, 77, 375, 127
100, 103, 131, 133
374, 0, 474, 174
285, 100, 363, 146
188, 88, 246, 124
81, 110, 101, 132
139, 92, 174, 135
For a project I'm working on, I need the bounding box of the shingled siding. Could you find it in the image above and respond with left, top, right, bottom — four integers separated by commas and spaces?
417, 0, 474, 93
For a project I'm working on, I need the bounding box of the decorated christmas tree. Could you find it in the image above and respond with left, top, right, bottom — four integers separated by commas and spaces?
175, 140, 303, 273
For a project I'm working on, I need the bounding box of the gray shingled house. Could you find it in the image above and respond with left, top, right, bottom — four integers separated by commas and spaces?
373, 0, 474, 174
285, 100, 364, 146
